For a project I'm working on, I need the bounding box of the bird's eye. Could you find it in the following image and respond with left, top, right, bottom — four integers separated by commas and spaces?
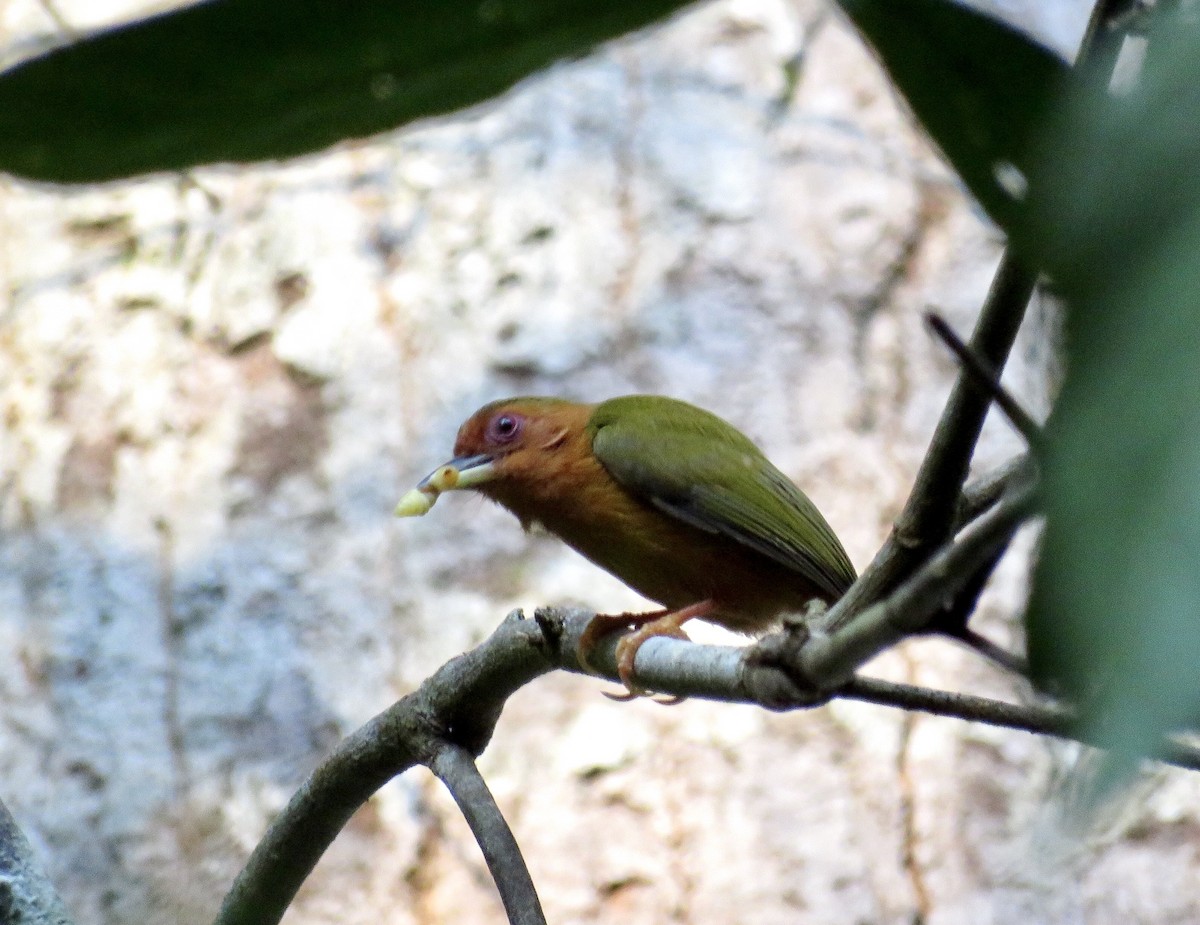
487, 413, 523, 444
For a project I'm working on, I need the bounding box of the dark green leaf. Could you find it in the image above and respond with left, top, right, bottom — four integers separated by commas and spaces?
834, 0, 1068, 230
1025, 12, 1200, 763
0, 0, 695, 184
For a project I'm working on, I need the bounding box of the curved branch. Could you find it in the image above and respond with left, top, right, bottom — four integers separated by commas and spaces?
430, 744, 547, 925
216, 594, 1200, 925
214, 611, 554, 925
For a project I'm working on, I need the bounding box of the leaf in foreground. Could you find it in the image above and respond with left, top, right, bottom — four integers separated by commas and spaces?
834, 0, 1068, 231
0, 0, 694, 183
1025, 13, 1200, 765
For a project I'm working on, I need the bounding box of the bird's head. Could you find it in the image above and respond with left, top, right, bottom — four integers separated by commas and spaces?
395, 397, 591, 516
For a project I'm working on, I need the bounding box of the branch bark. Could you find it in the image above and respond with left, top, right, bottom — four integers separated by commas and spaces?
214, 610, 553, 925
430, 744, 546, 925
794, 473, 1039, 690
214, 596, 1200, 925
0, 798, 75, 925
831, 252, 1039, 624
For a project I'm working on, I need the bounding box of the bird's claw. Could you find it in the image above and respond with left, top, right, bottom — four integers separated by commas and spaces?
577, 611, 656, 676
581, 603, 706, 702
600, 689, 683, 705
610, 621, 692, 701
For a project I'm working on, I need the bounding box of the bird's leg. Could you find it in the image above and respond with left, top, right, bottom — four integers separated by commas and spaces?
608, 599, 714, 698
578, 599, 715, 697
577, 609, 668, 676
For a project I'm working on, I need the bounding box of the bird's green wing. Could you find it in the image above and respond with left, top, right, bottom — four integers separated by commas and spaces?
588, 396, 856, 599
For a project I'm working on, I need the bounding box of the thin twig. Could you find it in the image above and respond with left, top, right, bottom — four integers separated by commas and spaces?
845, 677, 1200, 773
954, 453, 1033, 531
843, 676, 1072, 736
927, 528, 1031, 678
797, 482, 1039, 689
947, 626, 1031, 677
943, 457, 1039, 679
430, 744, 547, 925
925, 312, 1044, 450
831, 253, 1038, 625
929, 470, 1035, 680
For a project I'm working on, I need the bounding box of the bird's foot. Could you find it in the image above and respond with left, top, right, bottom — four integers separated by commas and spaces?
577, 610, 667, 677
601, 689, 686, 705
582, 600, 714, 700
612, 616, 693, 694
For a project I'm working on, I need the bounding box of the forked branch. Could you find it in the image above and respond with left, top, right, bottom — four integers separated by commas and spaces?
212, 594, 1200, 925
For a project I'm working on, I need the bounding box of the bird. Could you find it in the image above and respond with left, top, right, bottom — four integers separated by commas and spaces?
396, 395, 856, 695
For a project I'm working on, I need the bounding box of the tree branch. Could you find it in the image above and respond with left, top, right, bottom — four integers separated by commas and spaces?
831, 252, 1039, 624
214, 610, 554, 925
944, 623, 1031, 677
0, 798, 75, 925
795, 477, 1039, 690
573, 613, 1200, 772
429, 744, 546, 925
925, 312, 1044, 450
954, 453, 1034, 531
216, 588, 1200, 925
843, 678, 1200, 773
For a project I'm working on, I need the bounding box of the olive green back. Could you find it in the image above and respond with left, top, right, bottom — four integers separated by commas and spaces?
587, 395, 856, 599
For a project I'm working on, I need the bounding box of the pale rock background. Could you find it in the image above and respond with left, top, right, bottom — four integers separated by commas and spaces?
1, 1, 1197, 924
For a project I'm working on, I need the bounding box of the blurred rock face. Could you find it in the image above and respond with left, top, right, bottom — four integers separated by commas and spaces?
4, 2, 1198, 925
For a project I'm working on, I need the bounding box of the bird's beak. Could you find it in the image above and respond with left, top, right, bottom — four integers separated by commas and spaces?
394, 454, 497, 517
